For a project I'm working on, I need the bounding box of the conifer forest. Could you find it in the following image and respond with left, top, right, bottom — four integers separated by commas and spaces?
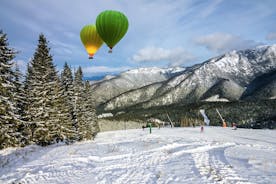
0, 31, 99, 149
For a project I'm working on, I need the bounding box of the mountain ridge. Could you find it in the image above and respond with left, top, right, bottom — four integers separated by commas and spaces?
91, 45, 276, 111
91, 66, 186, 105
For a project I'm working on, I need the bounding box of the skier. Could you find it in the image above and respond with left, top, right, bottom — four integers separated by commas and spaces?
232, 123, 237, 130
142, 125, 146, 131
200, 125, 204, 133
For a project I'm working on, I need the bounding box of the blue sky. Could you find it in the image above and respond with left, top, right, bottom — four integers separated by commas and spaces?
1, 0, 276, 77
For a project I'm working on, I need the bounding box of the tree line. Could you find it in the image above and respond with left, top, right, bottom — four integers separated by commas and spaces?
0, 31, 99, 149
108, 100, 276, 128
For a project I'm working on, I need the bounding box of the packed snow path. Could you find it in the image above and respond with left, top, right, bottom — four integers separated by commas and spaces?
1, 127, 276, 184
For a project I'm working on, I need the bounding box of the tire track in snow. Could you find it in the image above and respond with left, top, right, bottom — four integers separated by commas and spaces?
13, 156, 98, 184
17, 164, 86, 184
92, 142, 197, 184
191, 146, 252, 184
12, 144, 170, 184
96, 148, 168, 184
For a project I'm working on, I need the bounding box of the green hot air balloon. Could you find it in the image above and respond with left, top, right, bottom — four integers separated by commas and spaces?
96, 10, 129, 53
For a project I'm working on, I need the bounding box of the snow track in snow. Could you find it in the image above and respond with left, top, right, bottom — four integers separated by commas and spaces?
192, 147, 251, 184
1, 127, 275, 184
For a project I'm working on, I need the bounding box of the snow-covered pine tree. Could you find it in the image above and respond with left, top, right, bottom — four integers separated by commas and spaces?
0, 31, 21, 149
73, 67, 99, 140
83, 81, 99, 138
13, 63, 29, 146
26, 34, 59, 146
13, 64, 26, 118
60, 62, 74, 123
24, 64, 34, 122
49, 78, 77, 143
73, 66, 85, 140
23, 63, 37, 143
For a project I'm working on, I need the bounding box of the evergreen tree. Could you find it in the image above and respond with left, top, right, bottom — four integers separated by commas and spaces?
83, 81, 99, 138
26, 34, 58, 145
73, 67, 99, 140
23, 63, 36, 142
0, 31, 21, 149
49, 78, 77, 143
13, 64, 26, 118
73, 67, 84, 140
60, 62, 74, 122
24, 63, 33, 116
13, 63, 29, 145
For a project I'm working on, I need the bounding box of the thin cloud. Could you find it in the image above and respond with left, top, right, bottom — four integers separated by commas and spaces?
199, 0, 223, 18
194, 32, 261, 53
50, 40, 79, 55
266, 32, 276, 41
132, 47, 195, 66
82, 66, 131, 76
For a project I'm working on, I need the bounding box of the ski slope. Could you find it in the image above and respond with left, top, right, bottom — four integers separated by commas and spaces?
1, 127, 276, 184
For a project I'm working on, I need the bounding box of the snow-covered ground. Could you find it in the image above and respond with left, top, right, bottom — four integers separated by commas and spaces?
1, 127, 276, 184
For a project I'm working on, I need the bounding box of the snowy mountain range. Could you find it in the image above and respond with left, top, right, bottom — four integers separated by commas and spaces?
91, 45, 276, 111
91, 67, 185, 105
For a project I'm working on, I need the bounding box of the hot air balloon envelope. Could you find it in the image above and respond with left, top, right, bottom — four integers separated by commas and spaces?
80, 24, 103, 59
96, 10, 129, 52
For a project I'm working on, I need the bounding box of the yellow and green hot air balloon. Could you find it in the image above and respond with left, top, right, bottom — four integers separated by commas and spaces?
80, 24, 103, 59
96, 10, 129, 53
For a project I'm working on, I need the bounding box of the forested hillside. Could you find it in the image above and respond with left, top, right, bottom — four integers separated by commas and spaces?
104, 100, 276, 129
